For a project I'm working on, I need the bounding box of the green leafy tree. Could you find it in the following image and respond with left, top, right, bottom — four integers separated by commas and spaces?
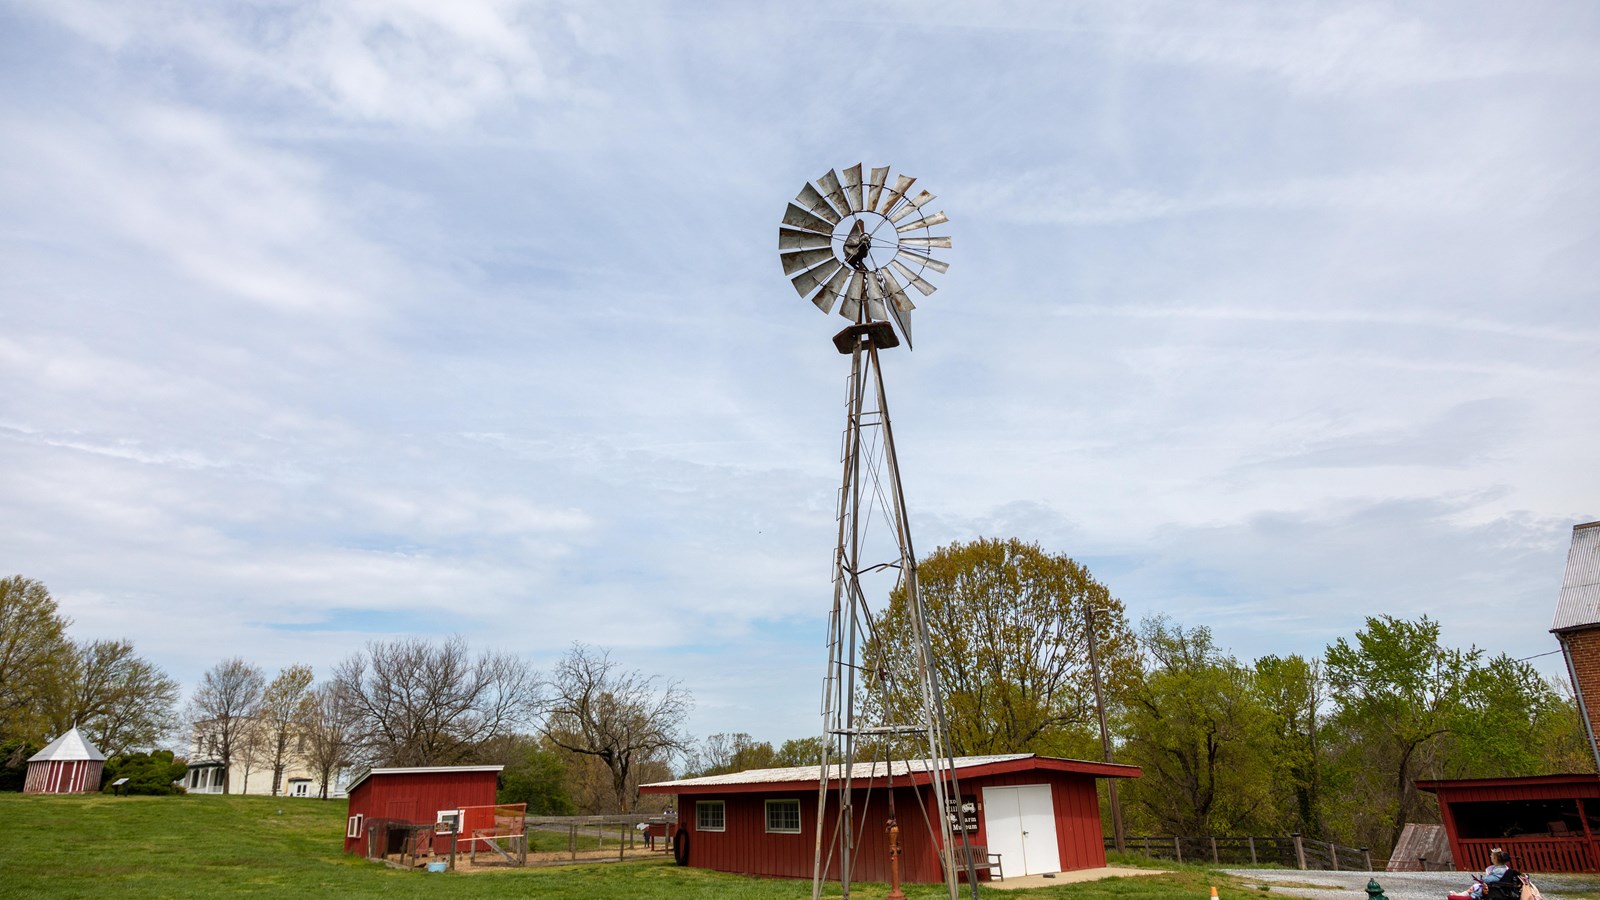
1450, 654, 1581, 777
864, 538, 1138, 756
1121, 617, 1274, 835
1254, 654, 1326, 837
773, 735, 827, 768
101, 750, 187, 795
498, 741, 576, 814
1323, 615, 1478, 851
691, 732, 777, 777
0, 576, 72, 745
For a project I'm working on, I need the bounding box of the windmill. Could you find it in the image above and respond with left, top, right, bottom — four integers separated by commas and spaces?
778, 164, 974, 900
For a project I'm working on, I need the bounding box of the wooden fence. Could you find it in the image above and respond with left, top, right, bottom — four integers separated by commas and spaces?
1109, 835, 1374, 871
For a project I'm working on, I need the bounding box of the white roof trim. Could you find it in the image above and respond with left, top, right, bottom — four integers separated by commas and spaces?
1551, 522, 1600, 632
345, 764, 503, 793
643, 754, 1036, 790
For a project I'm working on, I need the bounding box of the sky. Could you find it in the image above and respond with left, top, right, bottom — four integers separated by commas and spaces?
2, 0, 1597, 751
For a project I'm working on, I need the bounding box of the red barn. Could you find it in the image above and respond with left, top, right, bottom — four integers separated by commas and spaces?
24, 727, 106, 794
342, 765, 502, 855
1417, 774, 1600, 873
640, 753, 1139, 883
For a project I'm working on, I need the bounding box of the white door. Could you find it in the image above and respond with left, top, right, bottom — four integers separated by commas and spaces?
981, 784, 1060, 876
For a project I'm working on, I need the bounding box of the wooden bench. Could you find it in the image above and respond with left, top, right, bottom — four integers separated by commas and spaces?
949, 845, 1004, 882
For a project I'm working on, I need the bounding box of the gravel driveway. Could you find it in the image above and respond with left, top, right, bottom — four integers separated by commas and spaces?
1222, 869, 1600, 900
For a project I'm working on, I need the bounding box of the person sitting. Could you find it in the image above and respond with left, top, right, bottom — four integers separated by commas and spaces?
1472, 849, 1522, 900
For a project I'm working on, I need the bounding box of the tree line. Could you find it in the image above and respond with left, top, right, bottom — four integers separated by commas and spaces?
5, 542, 1589, 856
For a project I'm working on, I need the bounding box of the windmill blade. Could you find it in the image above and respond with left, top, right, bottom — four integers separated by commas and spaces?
888, 190, 935, 224
866, 166, 889, 211
865, 273, 889, 323
890, 258, 938, 296
879, 174, 916, 216
816, 170, 851, 222
815, 264, 851, 314
881, 269, 917, 312
838, 269, 867, 321
899, 235, 953, 249
780, 227, 832, 251
796, 183, 842, 223
783, 202, 836, 235
894, 248, 950, 274
886, 296, 913, 349
842, 163, 865, 213
781, 246, 835, 276
895, 210, 949, 232
791, 258, 842, 302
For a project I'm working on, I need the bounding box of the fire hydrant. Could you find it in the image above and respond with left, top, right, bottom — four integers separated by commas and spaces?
1365, 878, 1388, 900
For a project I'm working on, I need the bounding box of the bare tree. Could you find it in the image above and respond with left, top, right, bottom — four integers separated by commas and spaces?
259, 664, 314, 795
299, 683, 356, 799
542, 643, 691, 813
333, 636, 541, 767
187, 657, 265, 793
50, 639, 180, 757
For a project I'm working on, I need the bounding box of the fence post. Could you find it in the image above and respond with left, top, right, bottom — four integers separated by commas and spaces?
1249, 836, 1257, 865
1327, 840, 1338, 870
1292, 833, 1306, 870
1361, 848, 1371, 871
570, 823, 577, 860
1211, 837, 1219, 864
449, 823, 459, 871
1174, 836, 1183, 863
619, 824, 625, 861
1144, 836, 1151, 855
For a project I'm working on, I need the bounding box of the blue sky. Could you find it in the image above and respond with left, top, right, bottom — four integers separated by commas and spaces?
2, 0, 1597, 749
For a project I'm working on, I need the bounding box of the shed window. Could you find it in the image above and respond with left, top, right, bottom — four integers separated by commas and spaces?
696, 800, 725, 832
347, 814, 364, 838
766, 799, 801, 834
437, 809, 463, 832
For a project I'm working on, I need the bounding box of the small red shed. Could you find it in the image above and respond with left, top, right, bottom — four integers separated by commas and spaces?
24, 727, 106, 794
342, 765, 502, 855
1417, 774, 1600, 873
640, 753, 1139, 883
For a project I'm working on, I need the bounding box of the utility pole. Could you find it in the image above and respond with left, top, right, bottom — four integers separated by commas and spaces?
1086, 602, 1126, 852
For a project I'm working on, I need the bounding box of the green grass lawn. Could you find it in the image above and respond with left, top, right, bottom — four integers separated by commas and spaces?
0, 792, 1299, 900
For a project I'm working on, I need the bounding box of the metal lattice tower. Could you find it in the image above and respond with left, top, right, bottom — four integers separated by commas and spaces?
776, 164, 976, 900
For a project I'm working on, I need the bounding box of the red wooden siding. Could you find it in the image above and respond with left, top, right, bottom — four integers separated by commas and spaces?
672, 767, 1118, 883
343, 770, 499, 854
23, 759, 103, 794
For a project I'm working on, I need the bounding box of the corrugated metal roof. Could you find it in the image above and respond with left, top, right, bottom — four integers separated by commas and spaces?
28, 727, 106, 763
643, 754, 1034, 790
1551, 522, 1600, 632
344, 764, 503, 794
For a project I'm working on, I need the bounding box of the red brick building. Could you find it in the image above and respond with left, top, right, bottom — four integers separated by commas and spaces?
1412, 521, 1600, 874
1553, 521, 1600, 773
640, 753, 1139, 883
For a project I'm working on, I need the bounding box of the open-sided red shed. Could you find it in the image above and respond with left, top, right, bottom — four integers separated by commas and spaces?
640, 753, 1139, 883
342, 765, 502, 855
1417, 774, 1600, 873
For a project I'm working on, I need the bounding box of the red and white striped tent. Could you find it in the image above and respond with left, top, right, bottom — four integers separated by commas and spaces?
24, 726, 107, 794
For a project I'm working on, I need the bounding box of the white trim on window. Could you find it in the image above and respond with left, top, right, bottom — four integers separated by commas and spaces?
437, 808, 464, 833
765, 798, 801, 834
347, 814, 364, 838
696, 800, 726, 832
